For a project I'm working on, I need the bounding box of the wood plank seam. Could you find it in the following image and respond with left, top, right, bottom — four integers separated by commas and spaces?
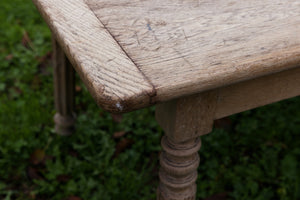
86, 0, 300, 104
33, 0, 157, 112
83, 0, 157, 104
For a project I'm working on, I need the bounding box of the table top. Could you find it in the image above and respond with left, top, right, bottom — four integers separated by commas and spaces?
33, 0, 300, 112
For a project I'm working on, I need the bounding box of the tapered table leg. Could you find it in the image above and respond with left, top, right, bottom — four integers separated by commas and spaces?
52, 38, 75, 136
156, 92, 217, 200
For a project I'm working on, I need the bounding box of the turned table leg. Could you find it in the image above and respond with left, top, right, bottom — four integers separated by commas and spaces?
156, 92, 217, 200
52, 39, 76, 136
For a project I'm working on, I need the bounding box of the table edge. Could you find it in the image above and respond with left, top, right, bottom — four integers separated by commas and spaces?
33, 0, 156, 113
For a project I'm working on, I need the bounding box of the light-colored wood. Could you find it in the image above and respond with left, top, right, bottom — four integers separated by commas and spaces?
52, 39, 76, 136
156, 92, 217, 142
156, 93, 216, 200
215, 66, 300, 119
34, 0, 300, 112
158, 136, 201, 200
33, 0, 155, 113
87, 0, 300, 102
33, 1, 300, 199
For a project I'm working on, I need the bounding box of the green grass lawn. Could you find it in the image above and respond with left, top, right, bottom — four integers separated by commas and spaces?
0, 1, 299, 200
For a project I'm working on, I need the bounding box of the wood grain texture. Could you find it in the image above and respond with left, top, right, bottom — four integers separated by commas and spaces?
34, 0, 300, 112
158, 136, 201, 200
156, 92, 217, 142
215, 66, 300, 119
33, 0, 155, 113
156, 93, 216, 200
87, 0, 300, 102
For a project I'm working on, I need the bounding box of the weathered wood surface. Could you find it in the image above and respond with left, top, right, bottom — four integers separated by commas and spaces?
33, 0, 155, 113
53, 39, 76, 136
215, 66, 300, 119
87, 0, 300, 102
33, 0, 300, 112
156, 92, 217, 142
156, 94, 216, 200
158, 136, 201, 200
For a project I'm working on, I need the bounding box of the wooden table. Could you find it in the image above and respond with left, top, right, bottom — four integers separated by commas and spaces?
33, 0, 300, 199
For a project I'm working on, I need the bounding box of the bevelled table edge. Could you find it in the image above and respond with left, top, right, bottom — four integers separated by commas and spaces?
32, 0, 157, 113
33, 0, 300, 114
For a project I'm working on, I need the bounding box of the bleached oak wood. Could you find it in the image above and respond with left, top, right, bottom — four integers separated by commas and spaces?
33, 0, 300, 199
215, 66, 300, 119
155, 70, 300, 199
53, 39, 76, 136
156, 93, 216, 200
87, 0, 300, 102
33, 0, 155, 113
158, 136, 201, 200
33, 0, 300, 112
156, 92, 217, 142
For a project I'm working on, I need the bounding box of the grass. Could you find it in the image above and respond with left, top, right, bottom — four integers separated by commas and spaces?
0, 0, 299, 199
